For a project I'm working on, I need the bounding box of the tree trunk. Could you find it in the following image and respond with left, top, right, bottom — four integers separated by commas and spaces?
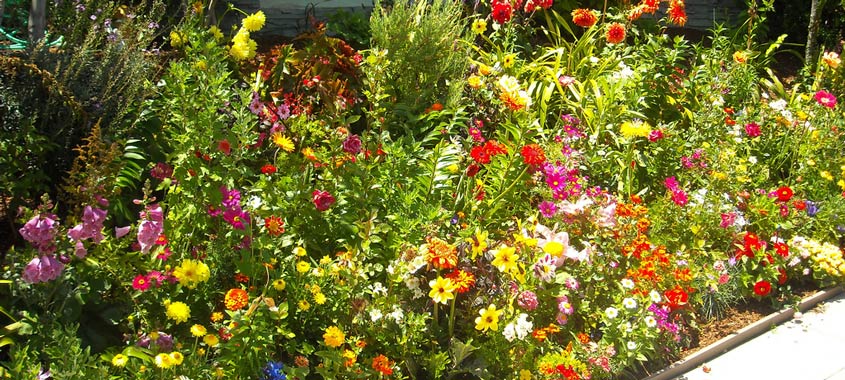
805, 0, 825, 71
28, 0, 45, 43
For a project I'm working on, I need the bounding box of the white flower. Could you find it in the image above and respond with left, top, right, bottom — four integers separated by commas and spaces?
502, 323, 517, 342
621, 278, 635, 289
247, 195, 262, 209
649, 290, 662, 304
605, 307, 618, 319
645, 316, 657, 328
748, 156, 758, 165
622, 298, 638, 310
369, 282, 387, 295
627, 341, 637, 350
514, 313, 533, 340
770, 98, 787, 111
369, 308, 383, 322
389, 305, 404, 323
589, 56, 599, 64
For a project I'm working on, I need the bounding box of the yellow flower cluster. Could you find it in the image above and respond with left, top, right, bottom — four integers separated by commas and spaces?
230, 28, 258, 61
154, 351, 184, 368
165, 300, 191, 324
323, 325, 345, 348
620, 120, 651, 139
173, 259, 210, 289
790, 237, 845, 280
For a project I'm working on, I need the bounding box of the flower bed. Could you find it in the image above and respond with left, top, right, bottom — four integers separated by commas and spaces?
3, 0, 845, 379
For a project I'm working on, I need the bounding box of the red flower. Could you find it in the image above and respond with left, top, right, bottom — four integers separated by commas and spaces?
466, 163, 480, 177
312, 189, 336, 211
445, 269, 476, 293
793, 200, 806, 210
667, 0, 687, 26
571, 8, 598, 28
470, 145, 491, 164
264, 215, 285, 236
753, 280, 772, 297
261, 163, 277, 175
641, 0, 659, 13
484, 140, 509, 156
606, 22, 626, 44
491, 0, 513, 24
778, 268, 788, 285
372, 354, 394, 376
776, 186, 793, 202
218, 139, 232, 156
520, 144, 546, 166
774, 242, 789, 258
663, 286, 688, 309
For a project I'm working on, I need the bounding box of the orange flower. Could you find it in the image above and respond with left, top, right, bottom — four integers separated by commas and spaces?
264, 215, 285, 236
606, 22, 626, 44
444, 269, 476, 293
641, 0, 659, 13
425, 237, 458, 270
571, 8, 598, 28
372, 354, 394, 376
224, 288, 249, 311
667, 0, 687, 26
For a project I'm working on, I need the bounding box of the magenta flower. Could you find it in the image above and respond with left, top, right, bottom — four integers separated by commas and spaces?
22, 255, 65, 283
815, 90, 837, 109
720, 212, 736, 228
671, 190, 689, 206
648, 129, 664, 142
342, 134, 362, 155
68, 205, 107, 243
312, 190, 336, 211
150, 162, 173, 180
115, 226, 131, 238
538, 201, 557, 218
19, 213, 58, 254
137, 204, 164, 254
223, 207, 250, 230
517, 290, 538, 311
663, 176, 680, 192
220, 186, 241, 209
132, 274, 151, 291
744, 122, 761, 138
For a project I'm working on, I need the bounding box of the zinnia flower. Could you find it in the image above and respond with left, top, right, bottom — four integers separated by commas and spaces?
312, 190, 336, 211
775, 186, 794, 202
261, 164, 276, 175
271, 132, 295, 152
815, 90, 837, 109
606, 22, 626, 44
132, 274, 151, 291
475, 304, 503, 332
571, 8, 598, 28
323, 326, 345, 348
173, 259, 211, 289
372, 354, 394, 376
444, 269, 476, 293
165, 301, 191, 324
491, 0, 513, 24
225, 288, 249, 311
753, 280, 772, 296
425, 237, 458, 270
265, 216, 285, 236
520, 144, 546, 166
744, 122, 761, 137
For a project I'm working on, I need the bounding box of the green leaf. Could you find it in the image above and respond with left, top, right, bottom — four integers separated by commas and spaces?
449, 338, 477, 366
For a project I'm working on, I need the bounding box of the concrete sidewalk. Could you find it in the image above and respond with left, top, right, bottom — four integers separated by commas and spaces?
672, 292, 845, 380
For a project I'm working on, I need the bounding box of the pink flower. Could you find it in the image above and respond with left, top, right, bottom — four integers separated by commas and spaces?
671, 190, 688, 206
68, 205, 107, 243
538, 201, 557, 218
720, 212, 736, 228
115, 226, 131, 238
663, 176, 680, 192
150, 162, 173, 180
132, 274, 151, 291
223, 207, 250, 230
815, 90, 837, 109
312, 190, 336, 211
22, 255, 65, 283
74, 241, 87, 258
19, 213, 58, 254
744, 122, 761, 137
342, 134, 362, 155
220, 186, 241, 209
517, 290, 538, 311
137, 220, 162, 253
648, 129, 664, 142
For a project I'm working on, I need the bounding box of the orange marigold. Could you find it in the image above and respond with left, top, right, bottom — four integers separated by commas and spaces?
571, 8, 598, 28
641, 0, 659, 13
426, 237, 458, 270
224, 288, 249, 311
372, 354, 394, 376
606, 22, 626, 44
667, 0, 687, 26
445, 269, 476, 294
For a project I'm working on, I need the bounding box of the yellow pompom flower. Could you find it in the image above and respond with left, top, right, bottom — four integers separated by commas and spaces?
190, 324, 207, 337
323, 326, 345, 348
474, 304, 503, 332
169, 31, 183, 48
468, 75, 482, 89
203, 334, 219, 346
296, 261, 311, 274
165, 301, 191, 324
173, 259, 210, 289
242, 11, 266, 32
209, 26, 224, 41
620, 120, 651, 138
111, 354, 128, 367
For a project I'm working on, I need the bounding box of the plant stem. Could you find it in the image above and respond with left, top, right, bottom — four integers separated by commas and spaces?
447, 296, 456, 337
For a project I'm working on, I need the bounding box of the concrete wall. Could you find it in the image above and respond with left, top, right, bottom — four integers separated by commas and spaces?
225, 0, 373, 37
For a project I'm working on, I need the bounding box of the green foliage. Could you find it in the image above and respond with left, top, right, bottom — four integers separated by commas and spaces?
327, 8, 371, 49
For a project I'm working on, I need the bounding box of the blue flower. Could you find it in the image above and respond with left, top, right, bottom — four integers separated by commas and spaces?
261, 361, 286, 380
805, 200, 819, 217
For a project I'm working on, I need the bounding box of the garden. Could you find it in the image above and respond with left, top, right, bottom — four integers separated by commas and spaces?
2, 0, 845, 379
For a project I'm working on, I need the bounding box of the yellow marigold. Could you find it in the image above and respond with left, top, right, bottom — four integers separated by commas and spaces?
209, 26, 224, 41
314, 292, 327, 305
620, 120, 651, 138
170, 31, 183, 48
271, 132, 295, 152
323, 326, 345, 348
211, 311, 224, 322
165, 301, 191, 324
169, 351, 184, 365
478, 63, 493, 76
242, 11, 266, 32
111, 354, 128, 367
203, 334, 219, 346
190, 324, 207, 337
154, 353, 173, 368
296, 261, 311, 274
342, 349, 357, 367
733, 50, 749, 64
224, 288, 249, 311
468, 75, 482, 89
273, 278, 286, 291
173, 259, 210, 289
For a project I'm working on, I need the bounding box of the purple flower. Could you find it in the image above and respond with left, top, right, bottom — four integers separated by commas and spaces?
806, 200, 819, 217
538, 201, 557, 218
19, 213, 58, 254
115, 226, 131, 238
342, 134, 362, 155
220, 186, 241, 209
276, 103, 291, 120
74, 241, 87, 258
137, 220, 162, 253
223, 207, 250, 230
533, 253, 556, 282
249, 91, 262, 115
68, 205, 107, 243
22, 255, 65, 283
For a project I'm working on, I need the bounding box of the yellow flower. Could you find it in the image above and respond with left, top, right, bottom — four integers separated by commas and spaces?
542, 241, 564, 256
203, 334, 219, 346
491, 246, 519, 274
298, 299, 311, 311
154, 353, 173, 368
320, 255, 332, 265
271, 132, 295, 152
428, 276, 457, 304
467, 229, 488, 260
620, 120, 651, 138
170, 31, 183, 48
197, 347, 206, 356
503, 53, 517, 68
209, 26, 224, 41
211, 312, 224, 322
296, 261, 311, 274
472, 19, 487, 35
273, 278, 286, 291
293, 246, 307, 256
519, 369, 533, 380
323, 325, 345, 348
165, 301, 191, 324
821, 171, 833, 181
173, 259, 211, 289
314, 292, 327, 305
169, 351, 184, 365
478, 63, 493, 76
190, 324, 207, 337
823, 51, 841, 68
111, 354, 128, 367
342, 349, 357, 367
474, 304, 503, 332
242, 11, 266, 32
467, 75, 482, 89
733, 50, 749, 64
